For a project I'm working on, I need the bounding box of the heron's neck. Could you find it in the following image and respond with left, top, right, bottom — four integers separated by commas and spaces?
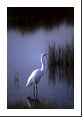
41, 55, 44, 71
41, 62, 44, 71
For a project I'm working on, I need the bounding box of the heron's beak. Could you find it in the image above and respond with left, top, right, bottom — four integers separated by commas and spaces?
43, 53, 47, 56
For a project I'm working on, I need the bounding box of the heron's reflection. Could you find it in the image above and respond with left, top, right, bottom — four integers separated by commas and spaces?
26, 96, 40, 108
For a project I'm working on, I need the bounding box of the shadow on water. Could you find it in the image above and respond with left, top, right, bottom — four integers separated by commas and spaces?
26, 96, 41, 108
8, 97, 57, 109
26, 96, 59, 109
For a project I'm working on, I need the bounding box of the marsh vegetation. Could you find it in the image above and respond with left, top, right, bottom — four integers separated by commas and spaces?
47, 39, 74, 85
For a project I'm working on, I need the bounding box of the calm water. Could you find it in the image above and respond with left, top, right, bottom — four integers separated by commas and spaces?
7, 23, 74, 109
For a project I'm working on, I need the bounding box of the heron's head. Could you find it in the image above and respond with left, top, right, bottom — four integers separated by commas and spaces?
41, 53, 47, 57
41, 53, 48, 62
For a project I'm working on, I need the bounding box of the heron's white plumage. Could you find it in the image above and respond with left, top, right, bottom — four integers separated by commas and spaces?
26, 69, 44, 87
26, 53, 47, 88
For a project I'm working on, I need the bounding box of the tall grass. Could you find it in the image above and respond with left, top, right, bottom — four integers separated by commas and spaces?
47, 39, 74, 85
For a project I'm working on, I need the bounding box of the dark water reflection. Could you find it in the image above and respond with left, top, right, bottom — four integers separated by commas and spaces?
48, 65, 74, 86
7, 23, 74, 109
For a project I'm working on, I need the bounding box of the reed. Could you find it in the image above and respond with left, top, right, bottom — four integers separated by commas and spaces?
47, 39, 74, 85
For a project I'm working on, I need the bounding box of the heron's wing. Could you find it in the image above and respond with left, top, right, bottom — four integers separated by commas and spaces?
32, 69, 43, 84
27, 69, 43, 87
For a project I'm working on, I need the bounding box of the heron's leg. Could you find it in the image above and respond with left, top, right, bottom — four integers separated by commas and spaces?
33, 84, 35, 99
36, 84, 38, 99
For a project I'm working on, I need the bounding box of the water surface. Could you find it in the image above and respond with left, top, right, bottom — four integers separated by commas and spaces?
7, 23, 74, 109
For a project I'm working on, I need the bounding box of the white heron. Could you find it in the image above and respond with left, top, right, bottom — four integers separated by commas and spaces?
26, 53, 47, 99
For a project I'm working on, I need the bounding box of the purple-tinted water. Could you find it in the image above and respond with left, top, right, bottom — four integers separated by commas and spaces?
7, 23, 74, 108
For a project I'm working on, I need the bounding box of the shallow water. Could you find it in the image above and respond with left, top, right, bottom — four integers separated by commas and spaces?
7, 23, 74, 109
